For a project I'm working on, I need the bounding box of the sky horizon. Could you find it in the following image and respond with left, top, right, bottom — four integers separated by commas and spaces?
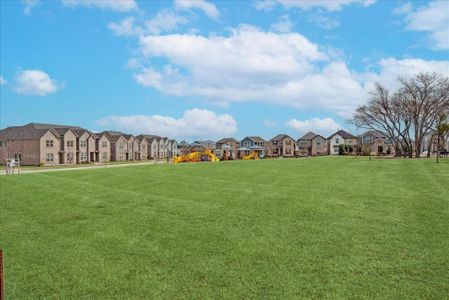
1, 0, 448, 141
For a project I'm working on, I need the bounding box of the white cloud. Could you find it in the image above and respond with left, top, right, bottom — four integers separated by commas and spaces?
14, 70, 62, 96
61, 0, 137, 12
398, 1, 449, 50
22, 0, 40, 15
108, 17, 141, 36
145, 10, 189, 35
0, 76, 7, 86
362, 58, 449, 91
255, 0, 376, 11
308, 13, 340, 29
126, 26, 448, 117
174, 0, 219, 19
286, 117, 340, 135
270, 15, 294, 33
96, 108, 237, 139
108, 11, 188, 37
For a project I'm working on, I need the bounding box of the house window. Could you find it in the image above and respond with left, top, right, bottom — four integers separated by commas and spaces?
46, 153, 54, 162
335, 138, 340, 144
119, 143, 124, 150
102, 152, 108, 160
0, 141, 6, 147
102, 141, 108, 148
67, 140, 74, 147
46, 140, 53, 147
80, 140, 87, 147
316, 141, 321, 145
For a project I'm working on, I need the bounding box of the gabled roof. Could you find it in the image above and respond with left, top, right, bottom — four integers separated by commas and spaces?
194, 140, 216, 148
359, 130, 388, 139
328, 130, 356, 140
298, 132, 318, 140
216, 137, 239, 144
0, 126, 60, 140
242, 136, 267, 143
101, 131, 127, 143
24, 123, 83, 130
270, 134, 294, 141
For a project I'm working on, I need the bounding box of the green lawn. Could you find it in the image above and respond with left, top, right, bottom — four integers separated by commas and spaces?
1, 157, 448, 299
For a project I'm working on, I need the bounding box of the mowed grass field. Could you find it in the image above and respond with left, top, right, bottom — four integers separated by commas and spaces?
1, 157, 448, 299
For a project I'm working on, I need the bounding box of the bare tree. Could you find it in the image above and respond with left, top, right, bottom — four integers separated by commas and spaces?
350, 83, 412, 157
351, 73, 449, 158
399, 73, 449, 157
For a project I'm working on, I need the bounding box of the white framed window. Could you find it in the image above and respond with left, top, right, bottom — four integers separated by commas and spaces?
46, 153, 54, 162
46, 140, 53, 147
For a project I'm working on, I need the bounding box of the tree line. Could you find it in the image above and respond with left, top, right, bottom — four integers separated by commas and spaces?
351, 72, 449, 159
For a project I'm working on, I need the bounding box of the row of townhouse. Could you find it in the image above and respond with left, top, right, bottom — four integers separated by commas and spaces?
178, 130, 395, 159
0, 123, 177, 166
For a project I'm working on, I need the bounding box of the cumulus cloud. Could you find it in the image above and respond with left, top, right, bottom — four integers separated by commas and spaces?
174, 0, 219, 19
362, 58, 449, 91
61, 0, 137, 12
97, 108, 237, 139
14, 70, 62, 96
255, 0, 376, 12
286, 117, 341, 135
0, 76, 7, 85
130, 26, 449, 117
133, 26, 369, 116
397, 1, 449, 50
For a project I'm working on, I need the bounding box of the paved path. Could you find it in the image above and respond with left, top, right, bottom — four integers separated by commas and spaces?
1, 160, 169, 175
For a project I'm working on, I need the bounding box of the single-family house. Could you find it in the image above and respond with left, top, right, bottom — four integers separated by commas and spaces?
327, 130, 358, 155
297, 132, 328, 156
240, 136, 268, 158
268, 134, 295, 157
216, 138, 239, 159
358, 130, 394, 155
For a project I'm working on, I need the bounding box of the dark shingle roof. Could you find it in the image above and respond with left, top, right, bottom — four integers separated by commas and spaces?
359, 130, 387, 139
244, 136, 267, 143
216, 137, 239, 144
328, 130, 356, 140
270, 134, 294, 141
298, 132, 318, 140
0, 126, 59, 140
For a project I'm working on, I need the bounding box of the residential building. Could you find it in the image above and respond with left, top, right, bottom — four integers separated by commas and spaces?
297, 132, 328, 156
216, 138, 239, 159
103, 131, 129, 161
268, 134, 295, 157
0, 125, 61, 165
96, 132, 111, 163
240, 136, 268, 157
194, 140, 216, 151
327, 130, 358, 155
358, 130, 394, 155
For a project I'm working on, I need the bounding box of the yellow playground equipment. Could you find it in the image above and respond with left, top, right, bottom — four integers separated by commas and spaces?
173, 149, 220, 164
243, 151, 259, 160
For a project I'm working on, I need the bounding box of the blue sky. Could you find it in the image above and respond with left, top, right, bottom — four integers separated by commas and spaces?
1, 0, 448, 141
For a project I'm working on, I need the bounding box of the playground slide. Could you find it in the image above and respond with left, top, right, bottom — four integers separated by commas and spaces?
173, 150, 220, 164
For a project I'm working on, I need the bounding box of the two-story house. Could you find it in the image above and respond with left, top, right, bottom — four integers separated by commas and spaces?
216, 138, 239, 159
268, 134, 295, 157
327, 130, 358, 155
297, 132, 328, 156
240, 136, 268, 158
